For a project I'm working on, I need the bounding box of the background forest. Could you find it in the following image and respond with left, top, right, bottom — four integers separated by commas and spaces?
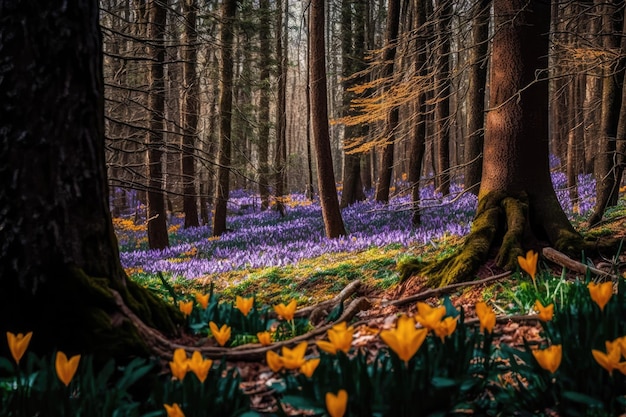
102, 0, 625, 246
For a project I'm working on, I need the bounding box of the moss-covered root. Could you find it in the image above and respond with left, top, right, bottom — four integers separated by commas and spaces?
399, 191, 504, 287
494, 196, 528, 270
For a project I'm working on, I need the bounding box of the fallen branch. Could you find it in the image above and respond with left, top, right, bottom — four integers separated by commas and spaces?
542, 247, 618, 280
386, 271, 512, 308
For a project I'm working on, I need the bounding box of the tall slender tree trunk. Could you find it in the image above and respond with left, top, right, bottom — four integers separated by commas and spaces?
212, 0, 237, 237
147, 0, 169, 249
340, 0, 367, 208
464, 0, 490, 195
374, 0, 401, 203
589, 0, 625, 225
181, 0, 199, 228
434, 0, 452, 196
310, 0, 347, 238
258, 0, 272, 210
275, 0, 287, 216
409, 0, 429, 226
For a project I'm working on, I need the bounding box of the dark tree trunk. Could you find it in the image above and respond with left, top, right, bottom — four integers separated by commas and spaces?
464, 0, 490, 195
275, 0, 287, 216
400, 0, 608, 288
212, 0, 237, 237
340, 0, 367, 208
589, 0, 625, 225
147, 0, 169, 249
434, 0, 452, 196
0, 0, 180, 359
181, 0, 200, 228
409, 0, 429, 226
310, 0, 347, 238
374, 0, 401, 203
258, 0, 272, 210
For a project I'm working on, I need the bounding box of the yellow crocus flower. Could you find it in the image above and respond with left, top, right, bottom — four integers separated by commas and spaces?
55, 351, 81, 387
188, 351, 212, 383
316, 322, 354, 354
325, 389, 348, 417
534, 300, 554, 322
414, 302, 446, 331
179, 300, 193, 317
209, 322, 231, 347
164, 403, 185, 417
532, 345, 562, 374
195, 293, 209, 310
475, 302, 496, 333
434, 316, 458, 342
592, 340, 622, 375
6, 331, 32, 365
280, 341, 308, 370
518, 250, 539, 282
274, 299, 297, 321
266, 350, 283, 372
588, 281, 613, 312
236, 296, 254, 317
169, 348, 189, 381
300, 358, 321, 378
380, 315, 428, 364
257, 331, 272, 346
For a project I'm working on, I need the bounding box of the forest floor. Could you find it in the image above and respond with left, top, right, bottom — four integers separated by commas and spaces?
155, 210, 626, 415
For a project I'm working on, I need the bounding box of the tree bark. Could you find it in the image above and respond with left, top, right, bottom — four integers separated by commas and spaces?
212, 0, 237, 237
310, 0, 347, 238
434, 0, 452, 196
374, 0, 401, 203
588, 0, 625, 225
181, 0, 200, 228
0, 0, 180, 359
275, 0, 287, 216
258, 0, 272, 210
464, 0, 490, 195
146, 0, 169, 249
400, 0, 609, 288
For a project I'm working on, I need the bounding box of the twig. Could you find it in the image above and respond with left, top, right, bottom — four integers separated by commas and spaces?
542, 247, 618, 280
385, 270, 512, 308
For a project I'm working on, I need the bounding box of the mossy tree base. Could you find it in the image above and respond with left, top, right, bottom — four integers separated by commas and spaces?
399, 191, 617, 288
0, 264, 184, 362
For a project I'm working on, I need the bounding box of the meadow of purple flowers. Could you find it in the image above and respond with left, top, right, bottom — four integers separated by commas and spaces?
114, 168, 596, 281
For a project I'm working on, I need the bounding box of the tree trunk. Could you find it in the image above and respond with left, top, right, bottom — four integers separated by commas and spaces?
258, 0, 272, 210
212, 0, 237, 237
340, 0, 367, 208
310, 0, 347, 238
588, 0, 625, 225
434, 0, 452, 196
374, 0, 401, 203
400, 0, 608, 288
0, 0, 181, 360
464, 0, 490, 195
147, 0, 169, 249
181, 0, 200, 228
409, 0, 429, 226
275, 0, 287, 216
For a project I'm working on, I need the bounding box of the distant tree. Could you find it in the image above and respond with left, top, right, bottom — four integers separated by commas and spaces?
258, 0, 272, 210
374, 0, 401, 203
213, 0, 237, 237
401, 0, 613, 287
275, 0, 287, 216
181, 0, 200, 228
433, 0, 453, 196
146, 0, 170, 249
464, 0, 490, 195
340, 0, 367, 208
310, 0, 347, 238
588, 0, 625, 226
0, 0, 180, 358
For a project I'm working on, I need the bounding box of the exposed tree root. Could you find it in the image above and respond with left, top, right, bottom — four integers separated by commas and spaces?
398, 191, 619, 288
